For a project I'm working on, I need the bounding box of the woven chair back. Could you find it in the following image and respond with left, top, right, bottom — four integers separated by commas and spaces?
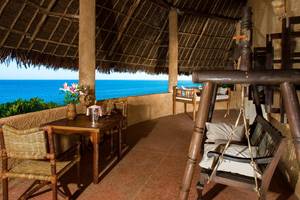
1, 125, 47, 159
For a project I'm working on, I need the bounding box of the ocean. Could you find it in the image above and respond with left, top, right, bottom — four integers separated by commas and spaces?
0, 80, 201, 105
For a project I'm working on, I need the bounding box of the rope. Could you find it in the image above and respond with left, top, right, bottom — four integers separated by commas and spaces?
207, 85, 260, 197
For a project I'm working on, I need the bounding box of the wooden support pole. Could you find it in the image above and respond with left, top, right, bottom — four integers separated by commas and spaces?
168, 8, 178, 93
179, 82, 214, 200
281, 17, 291, 69
280, 82, 300, 165
79, 0, 96, 96
192, 70, 300, 85
239, 6, 252, 71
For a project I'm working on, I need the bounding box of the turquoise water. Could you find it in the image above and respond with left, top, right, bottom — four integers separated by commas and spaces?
0, 80, 201, 104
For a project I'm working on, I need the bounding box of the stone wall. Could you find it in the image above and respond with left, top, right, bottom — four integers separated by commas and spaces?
0, 92, 236, 128
127, 92, 240, 125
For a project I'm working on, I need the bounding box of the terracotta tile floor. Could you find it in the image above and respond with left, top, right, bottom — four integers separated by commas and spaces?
1, 110, 298, 199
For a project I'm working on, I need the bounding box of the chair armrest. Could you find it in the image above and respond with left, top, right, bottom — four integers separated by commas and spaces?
207, 151, 273, 164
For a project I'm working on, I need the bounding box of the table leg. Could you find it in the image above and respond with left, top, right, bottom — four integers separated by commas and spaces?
92, 132, 100, 184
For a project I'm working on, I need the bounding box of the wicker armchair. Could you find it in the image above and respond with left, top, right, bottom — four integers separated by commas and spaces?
0, 125, 80, 200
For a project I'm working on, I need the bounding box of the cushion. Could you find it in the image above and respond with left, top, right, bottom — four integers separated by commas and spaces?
199, 144, 261, 178
216, 95, 229, 101
217, 87, 228, 95
205, 122, 245, 143
176, 97, 194, 101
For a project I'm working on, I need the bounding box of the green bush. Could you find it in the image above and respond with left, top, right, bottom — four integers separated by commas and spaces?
0, 98, 59, 118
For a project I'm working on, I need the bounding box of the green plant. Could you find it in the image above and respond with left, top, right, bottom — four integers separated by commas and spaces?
0, 98, 59, 118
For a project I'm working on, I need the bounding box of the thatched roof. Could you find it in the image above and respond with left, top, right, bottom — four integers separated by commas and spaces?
0, 0, 246, 74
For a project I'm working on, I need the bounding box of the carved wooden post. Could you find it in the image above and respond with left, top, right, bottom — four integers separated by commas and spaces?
239, 6, 252, 71
179, 81, 214, 200
79, 0, 96, 96
280, 82, 300, 165
168, 7, 178, 93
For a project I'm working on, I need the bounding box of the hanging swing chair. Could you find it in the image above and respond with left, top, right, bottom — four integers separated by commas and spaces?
197, 86, 286, 200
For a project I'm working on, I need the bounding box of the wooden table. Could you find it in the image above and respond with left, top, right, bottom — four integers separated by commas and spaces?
45, 113, 126, 184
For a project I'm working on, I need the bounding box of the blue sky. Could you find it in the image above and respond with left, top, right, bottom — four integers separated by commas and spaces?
0, 62, 191, 80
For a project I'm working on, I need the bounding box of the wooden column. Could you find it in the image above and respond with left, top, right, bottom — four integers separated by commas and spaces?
168, 8, 178, 93
281, 82, 300, 165
79, 0, 96, 96
240, 6, 252, 71
179, 82, 214, 200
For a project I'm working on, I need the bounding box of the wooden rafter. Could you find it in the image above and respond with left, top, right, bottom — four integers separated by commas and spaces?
26, 1, 78, 20
146, 17, 168, 60
0, 25, 77, 48
63, 30, 78, 57
107, 0, 142, 57
148, 0, 240, 23
0, 0, 9, 17
187, 19, 209, 65
16, 0, 47, 49
0, 2, 27, 46
41, 0, 76, 53
29, 0, 57, 44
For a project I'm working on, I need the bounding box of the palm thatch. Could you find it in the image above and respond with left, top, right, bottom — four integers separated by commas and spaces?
0, 0, 246, 74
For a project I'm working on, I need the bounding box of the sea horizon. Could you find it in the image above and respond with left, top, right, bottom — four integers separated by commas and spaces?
0, 79, 200, 104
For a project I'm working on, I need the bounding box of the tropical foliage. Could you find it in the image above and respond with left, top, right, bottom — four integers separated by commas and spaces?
0, 98, 58, 118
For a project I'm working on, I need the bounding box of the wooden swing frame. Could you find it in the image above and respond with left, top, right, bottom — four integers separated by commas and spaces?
179, 71, 300, 200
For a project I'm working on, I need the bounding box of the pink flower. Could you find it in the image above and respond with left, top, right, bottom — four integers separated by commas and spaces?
71, 83, 77, 89
63, 82, 68, 89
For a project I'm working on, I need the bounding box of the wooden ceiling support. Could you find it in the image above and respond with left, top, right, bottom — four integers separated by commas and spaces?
41, 0, 76, 54
281, 82, 300, 166
179, 81, 215, 200
29, 0, 57, 43
192, 70, 300, 85
168, 7, 178, 92
0, 2, 26, 46
107, 0, 141, 58
0, 0, 9, 17
26, 1, 78, 20
149, 0, 240, 23
16, 0, 47, 49
187, 20, 209, 66
79, 0, 96, 95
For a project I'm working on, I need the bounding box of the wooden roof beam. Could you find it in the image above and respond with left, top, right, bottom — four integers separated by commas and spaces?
29, 0, 57, 43
26, 1, 78, 20
16, 0, 47, 49
148, 0, 240, 23
41, 0, 76, 54
107, 0, 142, 58
0, 0, 9, 17
0, 2, 27, 46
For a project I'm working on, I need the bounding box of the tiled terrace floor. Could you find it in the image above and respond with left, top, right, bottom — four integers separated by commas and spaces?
3, 111, 298, 199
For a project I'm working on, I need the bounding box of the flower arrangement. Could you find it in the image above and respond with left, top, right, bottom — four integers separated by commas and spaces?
59, 83, 83, 105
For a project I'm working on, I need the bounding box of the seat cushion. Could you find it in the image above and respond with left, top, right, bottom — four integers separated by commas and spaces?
216, 95, 229, 101
176, 96, 194, 101
217, 87, 228, 95
176, 95, 228, 102
199, 144, 261, 178
205, 122, 245, 143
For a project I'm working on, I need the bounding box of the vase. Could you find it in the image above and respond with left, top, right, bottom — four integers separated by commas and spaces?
66, 103, 77, 120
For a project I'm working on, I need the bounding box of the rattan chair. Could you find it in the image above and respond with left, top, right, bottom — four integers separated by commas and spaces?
0, 125, 81, 200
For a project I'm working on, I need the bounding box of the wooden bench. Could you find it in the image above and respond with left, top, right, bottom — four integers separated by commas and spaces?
173, 86, 231, 121
197, 115, 285, 200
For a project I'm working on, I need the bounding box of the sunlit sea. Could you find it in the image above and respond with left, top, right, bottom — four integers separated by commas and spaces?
0, 80, 201, 105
